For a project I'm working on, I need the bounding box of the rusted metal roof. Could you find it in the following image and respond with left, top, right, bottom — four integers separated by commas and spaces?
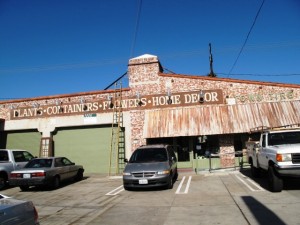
144, 100, 300, 138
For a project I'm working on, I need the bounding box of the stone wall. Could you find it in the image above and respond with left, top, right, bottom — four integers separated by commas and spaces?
219, 134, 235, 168
130, 110, 146, 151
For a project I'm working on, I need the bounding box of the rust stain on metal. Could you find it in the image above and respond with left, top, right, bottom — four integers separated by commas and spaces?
145, 100, 300, 138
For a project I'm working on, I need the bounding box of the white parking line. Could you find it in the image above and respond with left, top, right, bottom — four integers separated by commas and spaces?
235, 174, 264, 192
105, 185, 124, 196
176, 176, 192, 194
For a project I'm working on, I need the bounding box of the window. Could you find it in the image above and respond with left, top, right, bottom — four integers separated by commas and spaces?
55, 158, 63, 167
0, 151, 8, 162
62, 158, 73, 166
262, 134, 267, 147
130, 148, 167, 163
268, 132, 300, 145
13, 151, 34, 162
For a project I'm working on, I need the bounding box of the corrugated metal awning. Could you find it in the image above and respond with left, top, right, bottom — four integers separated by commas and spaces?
144, 100, 300, 138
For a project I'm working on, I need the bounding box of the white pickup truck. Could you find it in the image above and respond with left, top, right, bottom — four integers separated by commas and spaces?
246, 125, 300, 192
0, 149, 35, 189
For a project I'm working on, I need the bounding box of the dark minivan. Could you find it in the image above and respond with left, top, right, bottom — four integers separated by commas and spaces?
123, 144, 178, 190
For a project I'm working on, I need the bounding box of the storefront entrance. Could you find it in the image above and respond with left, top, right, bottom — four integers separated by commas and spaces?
146, 135, 244, 171
146, 136, 200, 170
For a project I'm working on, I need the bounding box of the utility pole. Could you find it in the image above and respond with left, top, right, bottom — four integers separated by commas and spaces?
208, 43, 216, 77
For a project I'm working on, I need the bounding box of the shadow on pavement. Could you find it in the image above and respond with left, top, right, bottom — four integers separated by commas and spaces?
240, 167, 300, 192
242, 196, 286, 225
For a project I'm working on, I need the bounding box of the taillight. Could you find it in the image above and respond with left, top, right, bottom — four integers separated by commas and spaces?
33, 205, 39, 223
29, 202, 39, 224
10, 173, 22, 178
31, 172, 45, 177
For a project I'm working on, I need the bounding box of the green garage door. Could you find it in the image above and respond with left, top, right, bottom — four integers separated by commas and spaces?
6, 130, 41, 157
53, 126, 111, 174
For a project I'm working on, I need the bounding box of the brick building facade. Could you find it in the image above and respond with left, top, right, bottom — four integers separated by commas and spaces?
0, 54, 300, 173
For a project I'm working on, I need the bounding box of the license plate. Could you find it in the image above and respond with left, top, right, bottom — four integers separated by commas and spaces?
23, 174, 31, 178
139, 179, 148, 184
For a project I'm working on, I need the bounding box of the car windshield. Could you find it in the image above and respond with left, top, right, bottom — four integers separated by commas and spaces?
129, 148, 168, 163
268, 131, 300, 145
25, 159, 53, 168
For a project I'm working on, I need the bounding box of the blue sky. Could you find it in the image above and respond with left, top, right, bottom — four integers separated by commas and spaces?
0, 0, 299, 100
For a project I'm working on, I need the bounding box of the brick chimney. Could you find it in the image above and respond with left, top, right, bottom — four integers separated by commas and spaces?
128, 54, 163, 89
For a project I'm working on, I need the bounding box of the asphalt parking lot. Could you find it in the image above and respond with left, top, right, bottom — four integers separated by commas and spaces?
2, 169, 300, 225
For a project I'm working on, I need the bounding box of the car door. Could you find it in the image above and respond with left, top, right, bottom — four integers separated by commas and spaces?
167, 146, 177, 173
258, 134, 269, 170
12, 151, 34, 169
61, 157, 78, 179
54, 158, 70, 181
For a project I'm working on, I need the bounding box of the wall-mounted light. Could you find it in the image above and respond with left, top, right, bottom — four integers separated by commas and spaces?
199, 90, 205, 104
32, 102, 42, 115
9, 104, 17, 109
136, 92, 143, 106
33, 102, 40, 108
80, 97, 88, 111
56, 100, 64, 113
107, 95, 114, 108
167, 88, 172, 105
80, 97, 85, 104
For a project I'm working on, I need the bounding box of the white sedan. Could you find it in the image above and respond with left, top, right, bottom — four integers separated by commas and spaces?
9, 157, 84, 191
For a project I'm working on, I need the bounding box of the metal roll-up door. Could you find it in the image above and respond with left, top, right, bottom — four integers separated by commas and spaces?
5, 130, 41, 157
53, 126, 111, 174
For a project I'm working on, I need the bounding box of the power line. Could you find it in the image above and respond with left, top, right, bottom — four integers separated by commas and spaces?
130, 0, 143, 58
104, 72, 128, 90
218, 73, 300, 77
1, 40, 299, 74
228, 0, 266, 75
0, 58, 127, 74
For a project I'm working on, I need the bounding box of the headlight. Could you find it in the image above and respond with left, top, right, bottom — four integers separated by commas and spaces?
276, 153, 292, 162
123, 172, 131, 176
157, 170, 170, 175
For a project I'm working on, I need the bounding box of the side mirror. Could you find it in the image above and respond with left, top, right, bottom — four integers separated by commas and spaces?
254, 143, 261, 152
254, 143, 260, 148
124, 158, 128, 163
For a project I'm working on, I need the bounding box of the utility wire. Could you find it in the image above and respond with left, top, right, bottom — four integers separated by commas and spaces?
2, 40, 299, 74
103, 0, 142, 90
104, 72, 128, 90
130, 0, 143, 58
218, 73, 300, 77
228, 0, 266, 76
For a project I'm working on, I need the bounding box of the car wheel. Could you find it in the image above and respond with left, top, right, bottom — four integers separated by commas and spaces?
51, 176, 60, 189
174, 168, 178, 181
75, 170, 84, 181
250, 162, 260, 178
0, 175, 7, 190
20, 185, 29, 191
123, 185, 131, 191
167, 174, 173, 189
268, 166, 283, 192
